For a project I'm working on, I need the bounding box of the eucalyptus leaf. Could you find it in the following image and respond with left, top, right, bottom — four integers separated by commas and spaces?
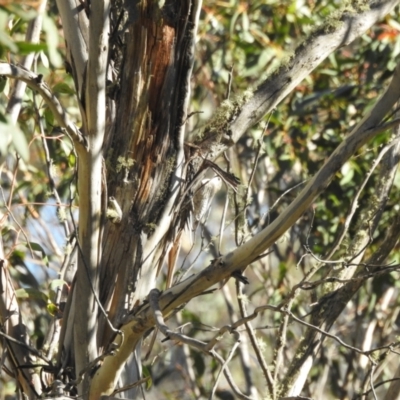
53, 82, 76, 95
0, 30, 18, 52
27, 242, 49, 267
10, 124, 29, 162
49, 279, 67, 292
0, 119, 29, 161
15, 288, 48, 302
42, 14, 62, 68
0, 128, 10, 157
15, 41, 47, 55
3, 4, 37, 20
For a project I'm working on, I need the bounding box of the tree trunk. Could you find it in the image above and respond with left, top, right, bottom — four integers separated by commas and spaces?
57, 1, 202, 396
99, 0, 199, 337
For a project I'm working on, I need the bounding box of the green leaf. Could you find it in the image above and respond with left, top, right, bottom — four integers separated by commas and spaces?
8, 17, 24, 36
27, 242, 49, 267
141, 366, 153, 390
0, 117, 29, 162
53, 82, 76, 95
61, 136, 73, 156
15, 288, 48, 302
339, 164, 355, 186
42, 15, 62, 68
0, 127, 10, 157
39, 51, 49, 68
15, 41, 47, 55
191, 349, 206, 378
9, 249, 25, 265
49, 279, 67, 292
239, 30, 254, 43
43, 107, 54, 128
0, 29, 18, 52
11, 125, 29, 162
278, 261, 288, 281
241, 11, 250, 31
49, 279, 68, 302
328, 194, 340, 206
47, 303, 59, 316
3, 4, 37, 20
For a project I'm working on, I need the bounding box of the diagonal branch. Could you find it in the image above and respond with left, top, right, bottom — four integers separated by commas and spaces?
148, 289, 250, 400
195, 0, 400, 160
90, 57, 400, 398
279, 118, 400, 397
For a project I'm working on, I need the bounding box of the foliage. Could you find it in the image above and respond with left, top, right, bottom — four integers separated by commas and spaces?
1, 1, 400, 399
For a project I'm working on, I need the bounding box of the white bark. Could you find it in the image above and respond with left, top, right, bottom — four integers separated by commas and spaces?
73, 0, 110, 395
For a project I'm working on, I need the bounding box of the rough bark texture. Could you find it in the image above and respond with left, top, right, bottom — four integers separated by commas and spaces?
98, 0, 198, 346
3, 1, 400, 398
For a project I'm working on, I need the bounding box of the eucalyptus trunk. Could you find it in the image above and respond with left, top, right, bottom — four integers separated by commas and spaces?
56, 0, 201, 397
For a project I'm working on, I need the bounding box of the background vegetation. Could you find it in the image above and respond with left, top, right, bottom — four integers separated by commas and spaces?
1, 1, 400, 399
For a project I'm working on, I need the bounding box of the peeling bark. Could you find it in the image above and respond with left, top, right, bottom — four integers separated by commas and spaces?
99, 1, 199, 336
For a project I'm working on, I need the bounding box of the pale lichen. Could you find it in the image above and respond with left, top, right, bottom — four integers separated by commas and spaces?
106, 196, 123, 224
106, 208, 122, 224
197, 90, 254, 141
57, 207, 67, 222
279, 51, 295, 71
116, 156, 135, 173
145, 222, 157, 234
306, 0, 370, 36
323, 0, 370, 33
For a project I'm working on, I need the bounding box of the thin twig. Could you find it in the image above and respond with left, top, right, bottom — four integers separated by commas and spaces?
354, 378, 400, 399
33, 90, 71, 238
225, 64, 233, 100
211, 350, 252, 400
210, 330, 241, 400
236, 280, 274, 395
218, 153, 232, 254
231, 117, 271, 246
276, 306, 395, 357
0, 62, 87, 149
0, 330, 51, 365
221, 284, 257, 397
327, 135, 400, 259
256, 178, 310, 233
149, 289, 251, 400
369, 356, 378, 400
273, 297, 293, 399
66, 347, 118, 390
111, 376, 151, 396
218, 185, 230, 255
0, 171, 35, 259
219, 301, 400, 361
6, 0, 48, 122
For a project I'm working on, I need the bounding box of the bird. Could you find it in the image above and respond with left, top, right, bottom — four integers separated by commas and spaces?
192, 176, 222, 223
